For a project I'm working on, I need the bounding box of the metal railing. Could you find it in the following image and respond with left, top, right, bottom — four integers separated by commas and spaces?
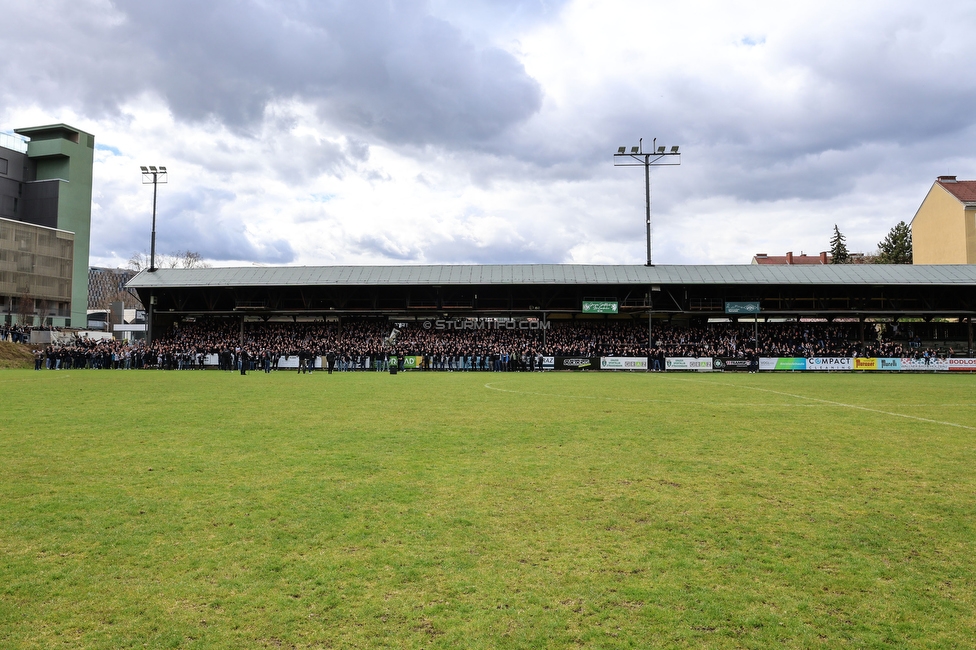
0, 132, 28, 154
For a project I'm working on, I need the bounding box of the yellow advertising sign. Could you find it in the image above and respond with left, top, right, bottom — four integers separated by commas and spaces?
853, 358, 878, 371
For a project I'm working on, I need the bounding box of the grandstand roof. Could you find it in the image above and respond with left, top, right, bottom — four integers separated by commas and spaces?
127, 264, 976, 288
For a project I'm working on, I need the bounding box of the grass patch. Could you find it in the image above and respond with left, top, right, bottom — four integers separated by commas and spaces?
1, 370, 974, 648
0, 342, 34, 370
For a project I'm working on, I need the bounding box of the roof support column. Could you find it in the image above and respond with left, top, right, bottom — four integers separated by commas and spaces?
542, 312, 547, 350
648, 286, 653, 359
147, 290, 154, 346
968, 316, 973, 358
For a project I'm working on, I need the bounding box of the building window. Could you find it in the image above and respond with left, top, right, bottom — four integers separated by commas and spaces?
0, 157, 7, 175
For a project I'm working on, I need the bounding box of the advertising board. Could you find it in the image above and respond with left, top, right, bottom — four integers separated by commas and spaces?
542, 356, 555, 369
759, 358, 805, 371
725, 301, 761, 314
805, 357, 853, 370
948, 358, 976, 372
582, 301, 618, 314
900, 358, 949, 371
600, 357, 649, 370
853, 358, 878, 371
665, 357, 713, 371
714, 358, 751, 371
555, 357, 599, 370
402, 355, 422, 369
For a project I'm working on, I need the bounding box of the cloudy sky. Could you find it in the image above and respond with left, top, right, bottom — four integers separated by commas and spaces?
3, 0, 975, 267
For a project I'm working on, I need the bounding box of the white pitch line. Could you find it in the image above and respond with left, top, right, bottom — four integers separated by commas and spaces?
482, 382, 815, 408
674, 377, 976, 431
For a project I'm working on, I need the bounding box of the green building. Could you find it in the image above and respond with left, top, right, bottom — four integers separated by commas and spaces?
0, 124, 94, 326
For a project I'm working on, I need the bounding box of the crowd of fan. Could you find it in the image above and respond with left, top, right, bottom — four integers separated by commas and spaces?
24, 318, 956, 370
1, 324, 62, 344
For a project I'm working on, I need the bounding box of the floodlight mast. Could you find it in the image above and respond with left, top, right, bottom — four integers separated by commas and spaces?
140, 166, 168, 272
613, 138, 680, 266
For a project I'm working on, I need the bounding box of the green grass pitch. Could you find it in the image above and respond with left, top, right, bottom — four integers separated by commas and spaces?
1, 370, 975, 648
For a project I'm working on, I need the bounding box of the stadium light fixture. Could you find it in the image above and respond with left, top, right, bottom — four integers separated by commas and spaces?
612, 137, 681, 266
140, 165, 169, 273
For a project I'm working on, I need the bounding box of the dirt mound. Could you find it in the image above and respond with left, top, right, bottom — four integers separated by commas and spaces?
0, 341, 37, 369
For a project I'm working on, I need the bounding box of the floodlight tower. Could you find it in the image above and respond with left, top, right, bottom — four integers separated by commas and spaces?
613, 138, 680, 266
140, 165, 168, 272
140, 165, 167, 346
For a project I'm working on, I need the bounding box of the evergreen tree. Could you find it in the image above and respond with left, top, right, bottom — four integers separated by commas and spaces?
829, 225, 850, 264
875, 221, 913, 264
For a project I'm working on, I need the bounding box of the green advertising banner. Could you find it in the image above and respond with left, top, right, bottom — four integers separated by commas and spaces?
774, 358, 805, 370
402, 355, 423, 369
582, 301, 618, 314
725, 301, 761, 314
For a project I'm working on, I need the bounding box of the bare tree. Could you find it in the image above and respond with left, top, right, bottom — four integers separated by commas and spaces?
171, 250, 211, 269
92, 286, 144, 311
17, 290, 35, 326
127, 251, 151, 272
128, 250, 211, 271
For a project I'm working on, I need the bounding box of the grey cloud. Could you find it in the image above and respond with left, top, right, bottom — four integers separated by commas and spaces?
155, 188, 296, 263
91, 185, 294, 264
7, 0, 543, 146
430, 0, 571, 35
466, 6, 976, 204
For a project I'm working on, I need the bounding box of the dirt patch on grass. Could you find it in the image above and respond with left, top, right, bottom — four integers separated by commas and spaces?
0, 341, 37, 369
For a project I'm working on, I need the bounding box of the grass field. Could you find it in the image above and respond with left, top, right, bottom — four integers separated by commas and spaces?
1, 370, 975, 648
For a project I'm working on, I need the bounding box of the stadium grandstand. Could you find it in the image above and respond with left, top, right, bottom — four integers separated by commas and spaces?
28, 263, 952, 372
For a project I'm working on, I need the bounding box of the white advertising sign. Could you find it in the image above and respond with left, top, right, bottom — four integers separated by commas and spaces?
900, 358, 949, 371
805, 357, 853, 371
948, 358, 976, 372
665, 357, 713, 371
601, 357, 649, 370
542, 356, 555, 369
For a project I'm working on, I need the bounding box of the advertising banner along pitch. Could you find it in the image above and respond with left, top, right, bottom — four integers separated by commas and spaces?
759, 358, 806, 371
900, 358, 949, 371
714, 358, 751, 371
600, 357, 649, 370
852, 358, 902, 371
665, 358, 713, 371
555, 357, 600, 370
805, 357, 853, 371
949, 358, 976, 371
